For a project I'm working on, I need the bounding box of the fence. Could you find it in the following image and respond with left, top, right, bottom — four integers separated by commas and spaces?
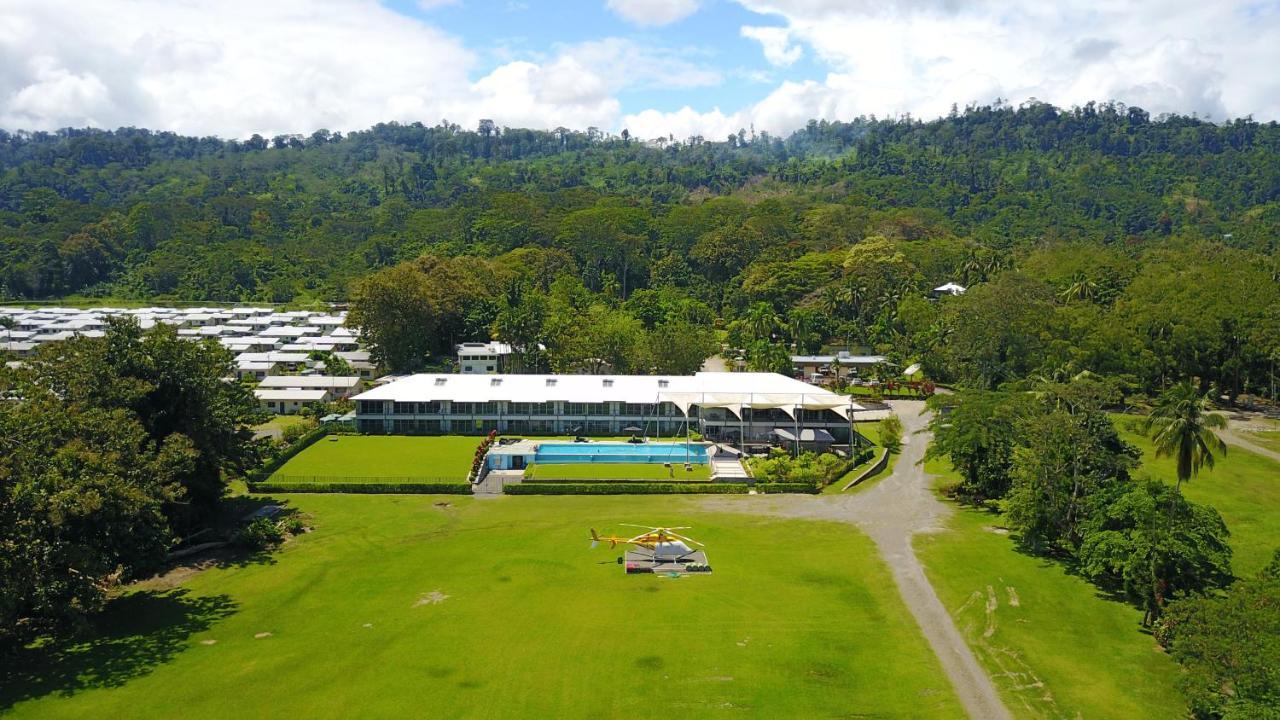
266, 475, 469, 485
251, 482, 472, 495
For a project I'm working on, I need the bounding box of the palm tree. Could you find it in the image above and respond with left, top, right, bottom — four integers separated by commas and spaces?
1058, 272, 1098, 303
1142, 381, 1228, 491
743, 302, 781, 343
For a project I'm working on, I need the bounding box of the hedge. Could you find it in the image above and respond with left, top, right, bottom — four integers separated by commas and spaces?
520, 477, 712, 484
505, 482, 750, 495
250, 482, 473, 495
754, 482, 821, 494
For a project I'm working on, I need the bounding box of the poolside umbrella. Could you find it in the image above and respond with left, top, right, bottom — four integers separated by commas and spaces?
622, 426, 643, 433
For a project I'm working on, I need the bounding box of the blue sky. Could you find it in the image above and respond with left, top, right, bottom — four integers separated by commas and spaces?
2, 0, 1278, 139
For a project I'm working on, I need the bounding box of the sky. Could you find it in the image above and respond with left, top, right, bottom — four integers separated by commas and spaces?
1, 0, 1278, 141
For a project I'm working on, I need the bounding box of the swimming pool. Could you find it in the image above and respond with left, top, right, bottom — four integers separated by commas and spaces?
533, 442, 709, 465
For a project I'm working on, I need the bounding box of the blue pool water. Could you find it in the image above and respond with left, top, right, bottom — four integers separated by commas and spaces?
534, 442, 709, 465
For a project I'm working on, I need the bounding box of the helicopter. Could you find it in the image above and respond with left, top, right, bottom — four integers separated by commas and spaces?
590, 525, 706, 563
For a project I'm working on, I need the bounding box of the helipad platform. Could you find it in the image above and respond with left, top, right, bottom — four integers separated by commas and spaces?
623, 549, 712, 574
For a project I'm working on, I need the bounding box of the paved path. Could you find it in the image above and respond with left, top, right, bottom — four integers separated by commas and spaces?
1214, 415, 1280, 464
702, 401, 1012, 720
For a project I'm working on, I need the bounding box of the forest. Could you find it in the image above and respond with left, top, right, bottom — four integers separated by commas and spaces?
2, 102, 1279, 399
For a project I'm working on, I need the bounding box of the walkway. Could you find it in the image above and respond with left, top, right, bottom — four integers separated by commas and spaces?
1216, 414, 1280, 464
701, 401, 1012, 720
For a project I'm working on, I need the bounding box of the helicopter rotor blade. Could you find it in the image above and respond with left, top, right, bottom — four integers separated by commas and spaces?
669, 532, 704, 546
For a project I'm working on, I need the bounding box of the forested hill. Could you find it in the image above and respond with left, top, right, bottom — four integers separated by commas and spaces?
1, 101, 1278, 304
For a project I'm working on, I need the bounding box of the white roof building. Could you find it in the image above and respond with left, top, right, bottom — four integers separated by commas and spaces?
355, 372, 863, 418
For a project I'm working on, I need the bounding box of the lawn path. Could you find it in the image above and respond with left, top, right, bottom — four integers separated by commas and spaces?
1216, 414, 1280, 464
701, 401, 1012, 720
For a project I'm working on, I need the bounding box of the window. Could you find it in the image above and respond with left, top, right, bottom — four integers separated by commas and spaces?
486, 365, 495, 372
566, 403, 587, 415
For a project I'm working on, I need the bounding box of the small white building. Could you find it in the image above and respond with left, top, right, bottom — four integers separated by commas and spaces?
456, 341, 512, 374
257, 375, 362, 398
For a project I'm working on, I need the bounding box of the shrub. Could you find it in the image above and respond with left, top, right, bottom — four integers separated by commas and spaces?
233, 517, 284, 550
283, 517, 307, 535
281, 421, 313, 444
879, 415, 903, 453
748, 451, 852, 487
754, 482, 820, 494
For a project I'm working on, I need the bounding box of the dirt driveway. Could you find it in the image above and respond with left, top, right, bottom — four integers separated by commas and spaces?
702, 401, 1012, 720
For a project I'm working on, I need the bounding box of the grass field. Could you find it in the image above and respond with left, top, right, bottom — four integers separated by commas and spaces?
1246, 428, 1280, 454
524, 462, 712, 481
916, 457, 1187, 719
252, 415, 312, 434
1112, 416, 1280, 575
4, 495, 964, 719
272, 435, 480, 481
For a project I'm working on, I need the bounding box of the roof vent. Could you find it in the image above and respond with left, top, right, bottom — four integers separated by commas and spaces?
602, 378, 613, 387
490, 378, 502, 386
434, 377, 447, 386
657, 379, 669, 388
545, 378, 557, 386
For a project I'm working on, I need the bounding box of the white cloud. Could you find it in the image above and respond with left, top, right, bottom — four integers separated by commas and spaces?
416, 0, 458, 9
624, 0, 1280, 140
740, 26, 801, 67
0, 0, 719, 138
605, 0, 701, 27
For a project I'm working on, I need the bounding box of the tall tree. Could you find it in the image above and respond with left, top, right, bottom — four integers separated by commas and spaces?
1143, 381, 1228, 491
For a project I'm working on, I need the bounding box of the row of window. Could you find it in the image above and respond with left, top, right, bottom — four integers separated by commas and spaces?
360, 401, 843, 422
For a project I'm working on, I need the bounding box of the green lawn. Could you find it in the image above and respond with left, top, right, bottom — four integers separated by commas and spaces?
4, 495, 964, 719
252, 415, 313, 434
916, 457, 1187, 719
1247, 428, 1280, 454
272, 435, 481, 481
824, 420, 898, 494
525, 462, 712, 481
1114, 416, 1280, 575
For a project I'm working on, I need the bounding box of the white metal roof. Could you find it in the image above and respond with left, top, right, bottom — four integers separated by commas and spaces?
258, 375, 361, 389
254, 388, 330, 401
354, 372, 861, 410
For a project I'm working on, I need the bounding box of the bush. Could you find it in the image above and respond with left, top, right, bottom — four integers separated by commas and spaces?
748, 451, 852, 487
283, 517, 307, 535
281, 421, 313, 444
233, 517, 284, 550
505, 482, 748, 495
879, 415, 903, 453
754, 482, 820, 494
250, 482, 472, 494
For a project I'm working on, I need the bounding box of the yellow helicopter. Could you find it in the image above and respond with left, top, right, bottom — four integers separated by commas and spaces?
590, 524, 705, 563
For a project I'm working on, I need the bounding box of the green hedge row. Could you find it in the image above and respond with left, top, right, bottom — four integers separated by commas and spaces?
250, 482, 473, 495
505, 482, 750, 495
520, 477, 712, 484
755, 482, 820, 494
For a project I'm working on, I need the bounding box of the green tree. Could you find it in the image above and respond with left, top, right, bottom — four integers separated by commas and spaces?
348, 264, 438, 372
24, 318, 260, 521
1078, 480, 1233, 625
1156, 550, 1280, 720
1143, 381, 1228, 491
926, 390, 1030, 501
879, 414, 903, 453
648, 319, 718, 375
